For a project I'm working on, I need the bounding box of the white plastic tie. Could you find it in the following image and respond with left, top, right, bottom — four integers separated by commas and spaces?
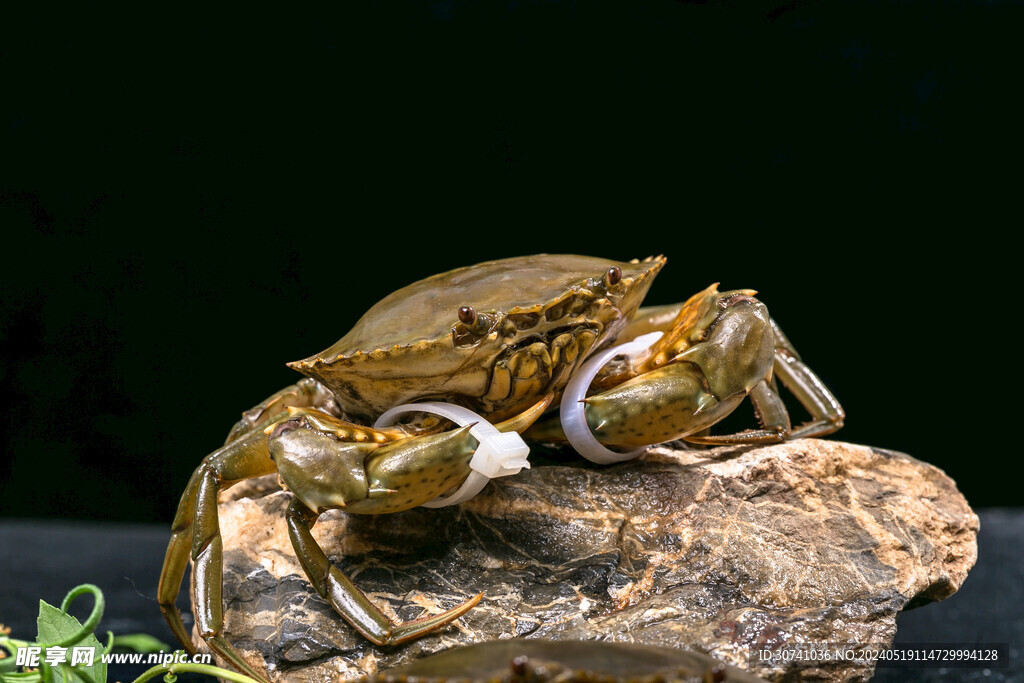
373, 402, 530, 507
560, 331, 664, 464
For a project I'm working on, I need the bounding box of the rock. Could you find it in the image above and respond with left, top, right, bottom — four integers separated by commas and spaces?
193, 439, 978, 682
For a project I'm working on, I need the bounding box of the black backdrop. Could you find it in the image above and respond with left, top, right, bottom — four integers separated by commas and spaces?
2, 1, 1019, 525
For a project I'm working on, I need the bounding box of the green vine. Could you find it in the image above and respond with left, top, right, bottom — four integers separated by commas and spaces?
0, 584, 260, 683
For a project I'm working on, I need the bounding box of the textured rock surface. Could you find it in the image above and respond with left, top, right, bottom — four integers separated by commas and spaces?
193, 439, 978, 682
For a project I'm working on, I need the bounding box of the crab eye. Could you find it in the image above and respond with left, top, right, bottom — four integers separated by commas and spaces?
605, 266, 622, 286
458, 306, 477, 325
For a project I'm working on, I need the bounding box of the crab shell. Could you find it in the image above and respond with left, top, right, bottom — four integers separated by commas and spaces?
289, 254, 665, 422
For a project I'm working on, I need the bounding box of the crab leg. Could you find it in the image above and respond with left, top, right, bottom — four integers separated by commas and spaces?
157, 467, 202, 652
767, 318, 845, 438
158, 427, 278, 682
160, 379, 347, 681
286, 499, 482, 645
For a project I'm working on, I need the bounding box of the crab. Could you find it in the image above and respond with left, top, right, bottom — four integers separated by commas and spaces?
158, 254, 844, 681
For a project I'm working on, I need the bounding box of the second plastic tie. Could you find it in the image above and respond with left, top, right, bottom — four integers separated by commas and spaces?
560, 331, 665, 464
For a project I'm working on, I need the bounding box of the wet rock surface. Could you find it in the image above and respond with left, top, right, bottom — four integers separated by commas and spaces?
194, 439, 978, 682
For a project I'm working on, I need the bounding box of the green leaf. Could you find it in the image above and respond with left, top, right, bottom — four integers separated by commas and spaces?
109, 634, 169, 654
0, 671, 44, 682
35, 602, 106, 683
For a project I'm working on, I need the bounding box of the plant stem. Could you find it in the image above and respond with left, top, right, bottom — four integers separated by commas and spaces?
130, 662, 263, 683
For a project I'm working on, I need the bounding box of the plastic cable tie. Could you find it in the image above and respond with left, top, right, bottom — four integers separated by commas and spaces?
373, 402, 530, 507
560, 331, 664, 464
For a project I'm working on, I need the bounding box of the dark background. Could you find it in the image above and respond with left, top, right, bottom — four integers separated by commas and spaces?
2, 0, 1019, 527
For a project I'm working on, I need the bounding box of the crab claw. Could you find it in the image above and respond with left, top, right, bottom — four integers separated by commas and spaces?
363, 393, 555, 509
279, 393, 557, 651
569, 289, 776, 448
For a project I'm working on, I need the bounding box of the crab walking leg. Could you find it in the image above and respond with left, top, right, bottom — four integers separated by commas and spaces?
157, 467, 203, 653
286, 499, 482, 645
769, 319, 846, 438
159, 428, 279, 682
158, 427, 276, 652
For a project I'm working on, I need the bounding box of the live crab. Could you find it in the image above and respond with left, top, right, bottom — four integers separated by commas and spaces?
158, 254, 844, 681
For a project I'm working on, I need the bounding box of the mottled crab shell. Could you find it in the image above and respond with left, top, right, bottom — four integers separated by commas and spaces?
289, 254, 665, 421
